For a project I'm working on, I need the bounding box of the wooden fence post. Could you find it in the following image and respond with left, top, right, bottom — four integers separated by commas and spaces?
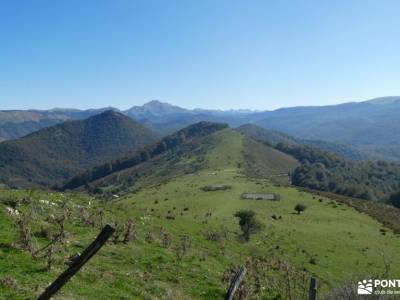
224, 266, 247, 300
37, 224, 116, 300
308, 277, 317, 300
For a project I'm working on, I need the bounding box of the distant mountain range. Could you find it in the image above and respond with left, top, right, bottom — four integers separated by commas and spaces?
0, 107, 115, 141
0, 101, 254, 140
0, 111, 158, 187
253, 96, 400, 160
1, 96, 400, 160
237, 124, 372, 161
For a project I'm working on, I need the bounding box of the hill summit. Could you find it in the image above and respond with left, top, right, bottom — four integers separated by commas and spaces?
0, 111, 158, 187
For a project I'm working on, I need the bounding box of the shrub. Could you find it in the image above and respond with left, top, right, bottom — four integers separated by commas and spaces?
294, 204, 307, 214
15, 214, 37, 256
1, 197, 19, 209
174, 235, 190, 261
34, 227, 51, 239
309, 257, 318, 265
234, 210, 264, 242
162, 232, 172, 248
123, 219, 136, 244
0, 276, 19, 289
204, 231, 221, 242
145, 232, 155, 243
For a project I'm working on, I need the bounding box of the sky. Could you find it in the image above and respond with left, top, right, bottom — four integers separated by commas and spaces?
1, 0, 400, 111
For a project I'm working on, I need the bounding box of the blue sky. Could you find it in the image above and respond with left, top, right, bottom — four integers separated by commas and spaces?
1, 0, 400, 110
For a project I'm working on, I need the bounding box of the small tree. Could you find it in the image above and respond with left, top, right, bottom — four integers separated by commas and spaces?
174, 234, 190, 261
16, 214, 37, 257
46, 244, 55, 271
162, 232, 172, 248
123, 219, 136, 244
234, 210, 264, 242
294, 204, 307, 214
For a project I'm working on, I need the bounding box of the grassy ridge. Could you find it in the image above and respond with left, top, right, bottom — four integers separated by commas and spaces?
242, 136, 298, 182
63, 122, 228, 191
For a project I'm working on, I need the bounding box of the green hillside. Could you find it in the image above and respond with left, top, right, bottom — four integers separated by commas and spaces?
73, 128, 297, 198
1, 129, 400, 299
0, 111, 158, 188
62, 122, 229, 192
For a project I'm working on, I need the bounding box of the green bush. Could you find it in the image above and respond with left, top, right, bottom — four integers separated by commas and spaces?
234, 209, 264, 242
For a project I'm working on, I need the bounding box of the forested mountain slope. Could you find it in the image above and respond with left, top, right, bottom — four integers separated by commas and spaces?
0, 111, 158, 187
239, 124, 400, 202
276, 143, 400, 201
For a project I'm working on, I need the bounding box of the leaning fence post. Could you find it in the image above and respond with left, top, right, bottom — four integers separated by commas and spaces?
37, 224, 116, 300
224, 266, 247, 300
308, 277, 317, 300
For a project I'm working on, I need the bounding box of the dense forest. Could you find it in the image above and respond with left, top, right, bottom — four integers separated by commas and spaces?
0, 111, 158, 187
276, 143, 400, 202
62, 122, 228, 190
